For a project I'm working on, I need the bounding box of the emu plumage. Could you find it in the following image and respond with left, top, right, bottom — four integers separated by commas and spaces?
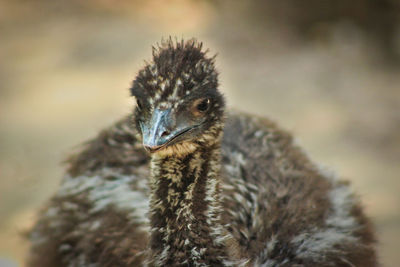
28, 39, 378, 266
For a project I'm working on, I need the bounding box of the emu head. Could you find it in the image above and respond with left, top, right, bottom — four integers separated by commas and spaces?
130, 39, 225, 157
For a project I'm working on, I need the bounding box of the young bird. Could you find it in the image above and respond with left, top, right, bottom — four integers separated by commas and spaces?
28, 39, 378, 266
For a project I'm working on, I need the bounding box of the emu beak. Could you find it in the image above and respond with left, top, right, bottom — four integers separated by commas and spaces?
142, 109, 172, 153
141, 109, 197, 153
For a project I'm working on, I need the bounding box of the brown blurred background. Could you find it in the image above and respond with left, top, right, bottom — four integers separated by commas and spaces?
0, 0, 399, 266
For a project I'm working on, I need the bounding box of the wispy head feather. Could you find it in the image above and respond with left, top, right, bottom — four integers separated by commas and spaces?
130, 38, 218, 105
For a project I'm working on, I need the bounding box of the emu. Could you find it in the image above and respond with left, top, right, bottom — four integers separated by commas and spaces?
28, 39, 378, 266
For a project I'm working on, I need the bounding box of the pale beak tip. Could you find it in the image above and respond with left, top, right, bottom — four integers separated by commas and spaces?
143, 144, 163, 153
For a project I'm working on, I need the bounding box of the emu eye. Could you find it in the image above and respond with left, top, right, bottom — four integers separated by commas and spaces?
195, 98, 210, 113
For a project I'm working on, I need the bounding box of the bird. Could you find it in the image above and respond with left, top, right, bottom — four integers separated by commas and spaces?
28, 39, 378, 267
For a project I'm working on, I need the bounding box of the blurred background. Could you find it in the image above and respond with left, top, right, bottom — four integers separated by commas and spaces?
0, 0, 399, 266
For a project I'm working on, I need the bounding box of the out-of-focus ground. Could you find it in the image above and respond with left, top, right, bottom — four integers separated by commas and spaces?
0, 1, 399, 266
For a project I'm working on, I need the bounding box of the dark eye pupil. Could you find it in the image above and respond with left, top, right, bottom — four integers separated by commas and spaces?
197, 99, 210, 112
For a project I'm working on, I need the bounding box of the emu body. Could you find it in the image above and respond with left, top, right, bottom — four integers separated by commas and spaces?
28, 40, 378, 266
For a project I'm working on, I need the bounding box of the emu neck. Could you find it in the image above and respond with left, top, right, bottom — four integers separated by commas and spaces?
147, 144, 229, 266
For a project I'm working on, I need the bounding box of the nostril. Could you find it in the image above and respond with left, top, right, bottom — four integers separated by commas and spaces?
161, 130, 170, 137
